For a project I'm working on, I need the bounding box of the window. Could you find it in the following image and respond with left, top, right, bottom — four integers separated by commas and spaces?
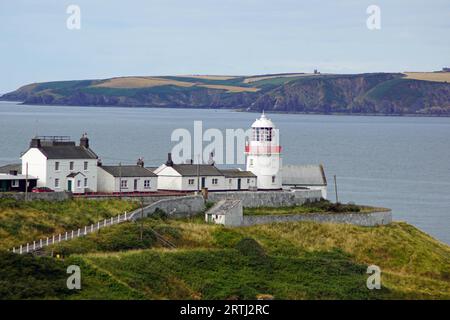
84, 161, 88, 171
120, 180, 128, 189
272, 176, 276, 183
144, 180, 151, 189
77, 180, 81, 188
55, 162, 60, 171
188, 179, 195, 185
54, 178, 59, 188
247, 179, 250, 184
212, 178, 218, 185
84, 178, 88, 187
11, 180, 19, 188
229, 179, 232, 184
69, 161, 74, 170
249, 159, 254, 166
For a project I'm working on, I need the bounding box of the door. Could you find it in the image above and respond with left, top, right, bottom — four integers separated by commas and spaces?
237, 178, 241, 190
201, 177, 206, 189
134, 179, 138, 191
67, 180, 72, 192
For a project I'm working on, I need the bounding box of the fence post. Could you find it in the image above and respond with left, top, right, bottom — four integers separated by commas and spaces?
65, 232, 68, 240
85, 226, 87, 235
91, 224, 93, 232
78, 229, 80, 237
125, 212, 127, 220
58, 234, 61, 242
12, 247, 15, 253
40, 239, 42, 248
47, 237, 49, 246
20, 245, 22, 254
111, 217, 113, 225
33, 241, 35, 250
104, 219, 106, 227
26, 243, 29, 253
117, 214, 120, 222
97, 221, 100, 230
72, 230, 74, 239
52, 235, 55, 244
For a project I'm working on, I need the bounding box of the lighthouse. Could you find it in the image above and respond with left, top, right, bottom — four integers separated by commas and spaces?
245, 112, 282, 190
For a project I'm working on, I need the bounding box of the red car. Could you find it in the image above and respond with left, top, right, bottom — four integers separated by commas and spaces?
31, 187, 55, 193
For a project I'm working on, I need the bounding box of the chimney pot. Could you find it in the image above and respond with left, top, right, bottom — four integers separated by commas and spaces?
166, 153, 174, 166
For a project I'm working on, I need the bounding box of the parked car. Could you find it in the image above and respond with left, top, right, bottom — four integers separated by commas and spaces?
31, 187, 54, 193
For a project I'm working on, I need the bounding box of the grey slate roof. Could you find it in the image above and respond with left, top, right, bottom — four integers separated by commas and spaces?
38, 145, 98, 159
100, 165, 157, 177
170, 164, 223, 176
219, 169, 256, 178
0, 163, 21, 174
281, 164, 327, 186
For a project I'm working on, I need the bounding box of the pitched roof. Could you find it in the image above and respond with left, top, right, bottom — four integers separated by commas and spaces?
0, 173, 37, 180
67, 172, 85, 178
0, 163, 21, 174
281, 165, 327, 186
170, 164, 223, 176
219, 169, 256, 178
100, 165, 157, 177
38, 145, 98, 160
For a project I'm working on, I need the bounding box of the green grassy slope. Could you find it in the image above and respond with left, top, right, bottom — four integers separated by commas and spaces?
1, 199, 449, 300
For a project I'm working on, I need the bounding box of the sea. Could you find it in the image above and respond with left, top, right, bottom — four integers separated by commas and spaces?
0, 101, 449, 244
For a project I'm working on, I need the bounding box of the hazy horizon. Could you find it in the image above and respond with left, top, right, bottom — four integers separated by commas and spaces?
1, 0, 449, 94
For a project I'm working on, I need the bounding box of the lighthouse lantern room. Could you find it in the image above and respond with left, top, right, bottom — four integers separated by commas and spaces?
245, 112, 282, 190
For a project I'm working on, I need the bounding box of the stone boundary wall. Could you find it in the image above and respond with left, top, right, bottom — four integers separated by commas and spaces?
129, 195, 205, 220
207, 190, 322, 208
0, 191, 71, 201
81, 194, 182, 205
241, 210, 392, 227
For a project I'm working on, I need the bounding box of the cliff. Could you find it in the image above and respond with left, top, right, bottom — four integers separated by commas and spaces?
2, 72, 450, 115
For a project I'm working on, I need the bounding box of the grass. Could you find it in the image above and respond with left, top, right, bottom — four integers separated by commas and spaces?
0, 198, 140, 250
403, 72, 450, 83
243, 200, 388, 216
1, 199, 449, 300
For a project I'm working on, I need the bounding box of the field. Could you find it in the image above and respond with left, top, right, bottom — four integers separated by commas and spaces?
0, 198, 449, 300
403, 72, 450, 83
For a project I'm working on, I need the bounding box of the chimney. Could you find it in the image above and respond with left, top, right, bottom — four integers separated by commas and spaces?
166, 153, 174, 166
30, 137, 41, 148
207, 152, 215, 165
137, 157, 144, 167
97, 158, 102, 167
80, 133, 89, 148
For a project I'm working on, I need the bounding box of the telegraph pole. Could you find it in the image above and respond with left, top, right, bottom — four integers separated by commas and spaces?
196, 154, 200, 193
140, 197, 144, 241
119, 162, 122, 198
334, 175, 339, 204
25, 162, 29, 201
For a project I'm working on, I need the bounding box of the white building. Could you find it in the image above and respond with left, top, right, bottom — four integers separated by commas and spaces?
20, 135, 98, 194
97, 164, 157, 193
245, 112, 282, 190
154, 154, 256, 192
281, 164, 328, 199
205, 199, 243, 226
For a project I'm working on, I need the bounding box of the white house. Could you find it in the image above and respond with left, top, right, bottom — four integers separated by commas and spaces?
219, 169, 257, 191
205, 199, 243, 226
20, 134, 98, 194
154, 153, 257, 192
155, 154, 226, 191
281, 164, 328, 199
245, 112, 282, 190
97, 164, 157, 193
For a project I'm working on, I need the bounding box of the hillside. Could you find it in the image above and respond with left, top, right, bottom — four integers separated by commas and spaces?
0, 198, 449, 300
2, 72, 450, 115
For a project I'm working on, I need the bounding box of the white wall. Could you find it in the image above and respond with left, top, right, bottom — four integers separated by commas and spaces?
46, 159, 98, 192
223, 177, 257, 190
97, 167, 157, 193
21, 148, 47, 187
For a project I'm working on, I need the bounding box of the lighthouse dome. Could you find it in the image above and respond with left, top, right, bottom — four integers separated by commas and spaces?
251, 112, 275, 128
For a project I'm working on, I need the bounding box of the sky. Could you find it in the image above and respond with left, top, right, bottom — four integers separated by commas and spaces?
0, 0, 449, 94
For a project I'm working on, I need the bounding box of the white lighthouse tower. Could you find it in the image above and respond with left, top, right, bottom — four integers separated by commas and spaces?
245, 112, 282, 190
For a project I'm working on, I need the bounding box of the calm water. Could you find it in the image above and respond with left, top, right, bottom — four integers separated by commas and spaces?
1, 101, 449, 244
